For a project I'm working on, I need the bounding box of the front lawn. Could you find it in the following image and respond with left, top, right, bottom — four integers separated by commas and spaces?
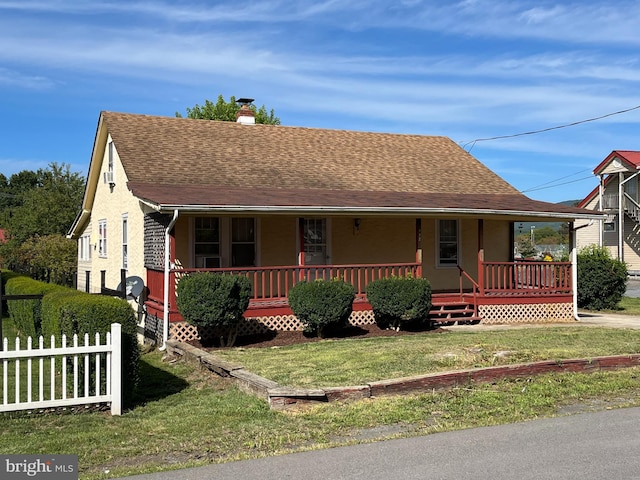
215, 326, 640, 387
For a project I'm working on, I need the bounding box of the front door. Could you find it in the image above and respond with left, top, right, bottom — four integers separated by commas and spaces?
302, 218, 328, 265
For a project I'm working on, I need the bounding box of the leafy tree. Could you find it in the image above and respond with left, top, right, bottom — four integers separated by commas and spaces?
5, 163, 85, 243
8, 234, 77, 285
176, 94, 281, 125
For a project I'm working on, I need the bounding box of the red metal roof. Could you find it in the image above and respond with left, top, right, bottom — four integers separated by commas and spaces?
593, 150, 640, 175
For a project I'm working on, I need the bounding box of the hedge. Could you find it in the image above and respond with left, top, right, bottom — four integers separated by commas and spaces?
288, 280, 355, 337
176, 272, 252, 347
3, 273, 140, 408
5, 274, 67, 338
366, 277, 432, 330
577, 245, 628, 310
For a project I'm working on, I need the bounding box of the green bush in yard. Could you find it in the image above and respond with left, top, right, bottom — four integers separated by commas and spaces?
5, 274, 66, 338
288, 279, 355, 337
176, 272, 252, 347
577, 245, 628, 310
53, 293, 140, 407
366, 277, 432, 330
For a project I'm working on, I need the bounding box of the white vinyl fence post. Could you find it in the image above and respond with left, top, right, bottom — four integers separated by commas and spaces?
110, 323, 122, 416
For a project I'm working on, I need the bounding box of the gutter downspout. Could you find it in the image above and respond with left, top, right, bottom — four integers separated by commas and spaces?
159, 209, 179, 351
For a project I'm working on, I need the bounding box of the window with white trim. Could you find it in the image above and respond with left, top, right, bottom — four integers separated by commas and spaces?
195, 217, 220, 268
98, 219, 107, 257
122, 214, 128, 269
437, 219, 458, 267
231, 218, 255, 267
79, 234, 91, 261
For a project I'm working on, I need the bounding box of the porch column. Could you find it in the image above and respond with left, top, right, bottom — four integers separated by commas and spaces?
598, 174, 604, 247
570, 221, 579, 320
161, 209, 179, 351
415, 218, 422, 277
477, 219, 484, 294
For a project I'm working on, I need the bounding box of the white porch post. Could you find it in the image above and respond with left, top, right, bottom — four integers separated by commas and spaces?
598, 174, 604, 247
618, 172, 624, 261
571, 223, 579, 321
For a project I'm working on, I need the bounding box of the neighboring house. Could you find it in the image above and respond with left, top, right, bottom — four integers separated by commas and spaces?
576, 150, 640, 273
68, 106, 601, 347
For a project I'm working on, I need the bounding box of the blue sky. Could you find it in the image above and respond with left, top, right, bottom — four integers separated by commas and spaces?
1, 0, 639, 203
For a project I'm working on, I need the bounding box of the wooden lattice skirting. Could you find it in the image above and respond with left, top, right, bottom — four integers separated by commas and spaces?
479, 302, 574, 324
168, 310, 377, 344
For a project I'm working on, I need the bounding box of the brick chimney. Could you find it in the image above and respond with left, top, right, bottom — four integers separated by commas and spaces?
236, 98, 256, 125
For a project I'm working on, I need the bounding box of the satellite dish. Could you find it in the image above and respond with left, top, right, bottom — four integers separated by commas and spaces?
116, 276, 145, 300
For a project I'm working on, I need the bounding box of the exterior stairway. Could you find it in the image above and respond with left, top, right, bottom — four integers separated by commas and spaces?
429, 293, 481, 326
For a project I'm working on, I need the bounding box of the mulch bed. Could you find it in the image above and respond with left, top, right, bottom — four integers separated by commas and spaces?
188, 323, 448, 350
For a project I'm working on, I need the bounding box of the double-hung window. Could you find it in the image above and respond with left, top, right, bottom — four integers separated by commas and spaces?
195, 217, 220, 268
98, 219, 107, 257
231, 218, 255, 267
79, 234, 91, 261
437, 219, 458, 267
122, 214, 128, 269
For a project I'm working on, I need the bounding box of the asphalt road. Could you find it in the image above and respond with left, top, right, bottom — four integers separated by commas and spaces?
118, 407, 640, 480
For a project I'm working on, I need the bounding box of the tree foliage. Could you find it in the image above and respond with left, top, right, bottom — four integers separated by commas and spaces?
176, 94, 281, 125
0, 163, 84, 285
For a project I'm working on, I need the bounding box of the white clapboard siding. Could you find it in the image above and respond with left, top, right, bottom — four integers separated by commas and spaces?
0, 323, 122, 416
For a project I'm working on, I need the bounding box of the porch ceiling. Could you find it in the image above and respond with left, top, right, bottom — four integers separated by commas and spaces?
129, 183, 603, 221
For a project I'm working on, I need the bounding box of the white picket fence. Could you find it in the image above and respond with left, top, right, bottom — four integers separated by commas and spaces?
0, 323, 122, 416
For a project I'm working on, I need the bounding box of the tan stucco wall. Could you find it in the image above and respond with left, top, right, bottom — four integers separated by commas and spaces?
80, 135, 146, 292
260, 216, 297, 266
331, 217, 415, 264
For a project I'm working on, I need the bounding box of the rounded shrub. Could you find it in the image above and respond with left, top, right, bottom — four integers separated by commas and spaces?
577, 245, 627, 310
176, 272, 252, 347
366, 277, 432, 330
288, 279, 355, 337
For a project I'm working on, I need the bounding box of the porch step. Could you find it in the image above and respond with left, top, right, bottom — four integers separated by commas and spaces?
429, 297, 480, 325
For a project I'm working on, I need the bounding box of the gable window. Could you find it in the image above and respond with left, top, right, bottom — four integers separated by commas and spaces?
79, 234, 91, 261
437, 219, 458, 267
231, 218, 255, 267
122, 214, 128, 269
98, 219, 107, 257
195, 217, 220, 268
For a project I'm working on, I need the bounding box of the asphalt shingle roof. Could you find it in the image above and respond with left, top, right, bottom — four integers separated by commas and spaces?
100, 111, 597, 218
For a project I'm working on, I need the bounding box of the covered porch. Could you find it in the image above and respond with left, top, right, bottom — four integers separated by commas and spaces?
144, 254, 574, 341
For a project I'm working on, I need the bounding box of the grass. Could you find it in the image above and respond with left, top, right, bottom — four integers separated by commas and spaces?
609, 296, 640, 315
215, 326, 640, 387
2, 309, 640, 479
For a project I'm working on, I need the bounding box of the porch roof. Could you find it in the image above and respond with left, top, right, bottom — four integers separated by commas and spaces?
130, 183, 601, 220
95, 111, 600, 222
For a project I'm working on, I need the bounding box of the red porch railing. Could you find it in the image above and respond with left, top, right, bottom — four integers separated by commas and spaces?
145, 262, 422, 320
481, 261, 572, 296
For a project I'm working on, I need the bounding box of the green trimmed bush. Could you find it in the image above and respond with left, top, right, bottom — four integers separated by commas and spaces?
366, 277, 432, 330
5, 275, 66, 338
577, 245, 627, 310
288, 279, 355, 337
53, 293, 140, 407
176, 272, 252, 347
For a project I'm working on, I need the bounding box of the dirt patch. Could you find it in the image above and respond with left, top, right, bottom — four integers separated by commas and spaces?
188, 323, 449, 350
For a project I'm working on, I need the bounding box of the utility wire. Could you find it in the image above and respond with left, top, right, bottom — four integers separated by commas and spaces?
520, 168, 592, 193
461, 104, 640, 152
521, 175, 595, 193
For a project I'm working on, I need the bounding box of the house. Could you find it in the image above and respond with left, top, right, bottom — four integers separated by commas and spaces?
67, 105, 602, 347
576, 150, 640, 273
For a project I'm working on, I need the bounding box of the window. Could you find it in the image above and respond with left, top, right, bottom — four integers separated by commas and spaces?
79, 234, 91, 261
604, 222, 616, 232
195, 217, 220, 267
438, 219, 458, 267
98, 219, 107, 257
122, 214, 128, 269
303, 218, 327, 265
231, 218, 255, 267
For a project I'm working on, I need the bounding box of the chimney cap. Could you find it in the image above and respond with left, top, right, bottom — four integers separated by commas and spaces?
236, 98, 254, 105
